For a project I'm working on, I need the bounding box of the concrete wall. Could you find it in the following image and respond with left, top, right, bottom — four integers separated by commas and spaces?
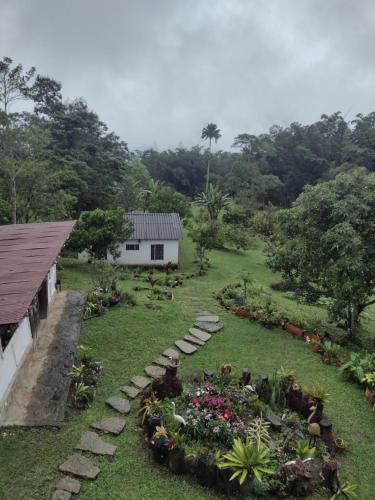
47, 263, 57, 303
0, 316, 33, 402
79, 240, 180, 266
109, 240, 179, 266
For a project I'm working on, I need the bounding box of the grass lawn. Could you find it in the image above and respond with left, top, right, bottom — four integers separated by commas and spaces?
0, 237, 374, 499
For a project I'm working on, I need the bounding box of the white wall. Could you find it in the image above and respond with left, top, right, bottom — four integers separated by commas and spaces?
0, 316, 33, 402
47, 263, 57, 303
79, 240, 180, 266
110, 240, 179, 266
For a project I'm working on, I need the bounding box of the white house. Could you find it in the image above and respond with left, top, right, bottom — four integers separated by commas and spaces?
80, 212, 183, 266
0, 221, 75, 404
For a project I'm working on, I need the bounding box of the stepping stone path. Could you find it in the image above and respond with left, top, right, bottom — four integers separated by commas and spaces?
52, 490, 72, 500
189, 327, 211, 342
59, 454, 100, 480
196, 315, 220, 323
56, 476, 81, 494
144, 365, 166, 379
76, 431, 117, 456
106, 396, 131, 414
175, 339, 197, 354
195, 321, 223, 333
162, 348, 180, 360
120, 385, 141, 399
153, 355, 174, 368
184, 334, 205, 346
91, 417, 126, 435
131, 375, 152, 389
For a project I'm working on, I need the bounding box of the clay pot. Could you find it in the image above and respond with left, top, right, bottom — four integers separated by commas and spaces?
286, 323, 304, 337
310, 343, 320, 353
332, 358, 342, 367
323, 352, 331, 364
235, 307, 250, 318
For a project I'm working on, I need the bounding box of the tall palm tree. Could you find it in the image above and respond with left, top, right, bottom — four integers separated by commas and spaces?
201, 123, 221, 191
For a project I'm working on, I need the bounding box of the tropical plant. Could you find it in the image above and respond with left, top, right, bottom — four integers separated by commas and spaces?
195, 184, 231, 223
201, 122, 221, 190
339, 352, 375, 384
77, 344, 93, 364
247, 417, 271, 447
330, 481, 357, 499
73, 381, 90, 404
362, 372, 375, 388
322, 340, 341, 359
295, 440, 315, 460
68, 363, 86, 381
138, 393, 163, 424
302, 383, 330, 404
216, 438, 273, 485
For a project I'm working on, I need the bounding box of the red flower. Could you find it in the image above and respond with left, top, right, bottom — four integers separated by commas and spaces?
191, 397, 200, 406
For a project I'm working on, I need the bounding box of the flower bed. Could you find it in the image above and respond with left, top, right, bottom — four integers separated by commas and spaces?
140, 365, 354, 498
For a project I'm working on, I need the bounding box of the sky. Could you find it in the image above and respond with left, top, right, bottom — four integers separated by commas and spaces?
1, 0, 374, 151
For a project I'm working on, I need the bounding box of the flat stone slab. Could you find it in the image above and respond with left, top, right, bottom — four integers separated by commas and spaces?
196, 315, 220, 323
189, 327, 211, 342
162, 348, 180, 361
52, 490, 72, 500
184, 335, 205, 346
106, 396, 131, 414
131, 375, 152, 389
56, 476, 81, 494
153, 355, 175, 368
91, 417, 126, 435
120, 385, 141, 399
194, 321, 223, 333
76, 431, 117, 456
175, 339, 197, 354
144, 365, 166, 379
59, 454, 100, 480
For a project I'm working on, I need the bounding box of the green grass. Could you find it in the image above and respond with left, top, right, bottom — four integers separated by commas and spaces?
1, 238, 374, 499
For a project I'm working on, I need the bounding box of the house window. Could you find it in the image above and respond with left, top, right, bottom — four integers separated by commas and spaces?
151, 244, 164, 260
126, 244, 139, 250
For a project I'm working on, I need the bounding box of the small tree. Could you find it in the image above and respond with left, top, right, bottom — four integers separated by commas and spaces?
267, 169, 375, 336
195, 184, 231, 224
67, 208, 133, 260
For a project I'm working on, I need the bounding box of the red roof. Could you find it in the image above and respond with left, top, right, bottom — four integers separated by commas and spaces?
0, 221, 75, 325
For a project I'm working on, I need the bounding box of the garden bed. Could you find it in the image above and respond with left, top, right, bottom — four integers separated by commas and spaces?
140, 364, 353, 498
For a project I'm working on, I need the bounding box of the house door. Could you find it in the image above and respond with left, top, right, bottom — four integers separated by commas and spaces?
37, 279, 48, 320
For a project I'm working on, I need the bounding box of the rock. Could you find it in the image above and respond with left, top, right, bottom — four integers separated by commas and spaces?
175, 340, 197, 354
131, 375, 152, 389
266, 410, 282, 430
144, 365, 166, 379
59, 454, 100, 480
189, 328, 211, 342
184, 335, 205, 346
196, 315, 219, 323
162, 348, 180, 361
120, 385, 141, 399
76, 431, 117, 456
153, 355, 175, 368
105, 396, 131, 414
91, 417, 126, 435
52, 490, 72, 500
56, 476, 81, 494
194, 321, 223, 333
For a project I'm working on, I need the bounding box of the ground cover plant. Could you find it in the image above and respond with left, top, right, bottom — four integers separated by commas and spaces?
0, 238, 374, 499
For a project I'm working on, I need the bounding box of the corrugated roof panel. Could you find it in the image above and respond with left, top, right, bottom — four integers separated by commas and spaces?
0, 221, 75, 325
125, 213, 183, 240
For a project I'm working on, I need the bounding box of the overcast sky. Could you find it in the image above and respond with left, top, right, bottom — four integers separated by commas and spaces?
1, 0, 374, 151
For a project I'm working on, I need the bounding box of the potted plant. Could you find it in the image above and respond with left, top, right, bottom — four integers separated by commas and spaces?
302, 383, 330, 406
138, 393, 164, 438
362, 372, 375, 410
286, 323, 304, 337
333, 437, 347, 453
150, 425, 169, 463
321, 341, 342, 366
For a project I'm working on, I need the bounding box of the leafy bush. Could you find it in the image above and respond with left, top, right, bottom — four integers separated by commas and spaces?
339, 352, 375, 384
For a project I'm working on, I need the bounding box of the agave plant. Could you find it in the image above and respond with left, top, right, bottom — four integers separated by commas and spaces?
217, 438, 273, 485
295, 440, 315, 460
330, 481, 357, 499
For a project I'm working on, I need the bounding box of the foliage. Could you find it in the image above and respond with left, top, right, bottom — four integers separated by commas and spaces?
302, 383, 330, 403
194, 184, 231, 223
246, 417, 271, 447
68, 363, 86, 381
267, 169, 375, 335
295, 440, 315, 460
67, 208, 133, 260
321, 340, 342, 359
339, 352, 375, 384
138, 394, 163, 424
73, 381, 91, 404
330, 482, 358, 499
145, 185, 190, 218
217, 438, 273, 485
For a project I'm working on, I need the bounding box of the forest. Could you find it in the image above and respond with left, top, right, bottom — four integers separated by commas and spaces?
1, 56, 375, 225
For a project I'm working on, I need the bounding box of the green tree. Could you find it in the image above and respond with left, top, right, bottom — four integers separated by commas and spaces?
0, 57, 36, 115
146, 186, 190, 218
267, 169, 375, 336
195, 184, 230, 223
201, 122, 221, 191
67, 208, 133, 260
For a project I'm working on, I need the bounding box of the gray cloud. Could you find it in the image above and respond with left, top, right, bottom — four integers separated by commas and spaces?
1, 0, 374, 150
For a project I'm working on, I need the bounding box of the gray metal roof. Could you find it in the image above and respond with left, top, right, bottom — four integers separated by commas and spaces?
125, 213, 183, 240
